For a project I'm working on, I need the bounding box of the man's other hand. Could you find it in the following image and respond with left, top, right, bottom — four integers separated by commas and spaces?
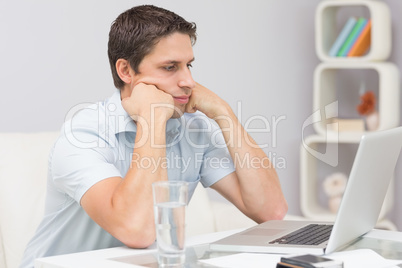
185, 82, 231, 119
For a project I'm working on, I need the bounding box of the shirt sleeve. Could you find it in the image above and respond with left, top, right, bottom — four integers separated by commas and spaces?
198, 121, 235, 187
50, 128, 122, 204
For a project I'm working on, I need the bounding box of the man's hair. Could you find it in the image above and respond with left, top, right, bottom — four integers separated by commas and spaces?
108, 5, 197, 89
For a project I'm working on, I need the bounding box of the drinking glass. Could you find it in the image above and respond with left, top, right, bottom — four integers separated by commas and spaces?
152, 181, 189, 267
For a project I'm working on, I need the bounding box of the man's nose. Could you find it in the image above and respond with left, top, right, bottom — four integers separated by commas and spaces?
178, 68, 196, 91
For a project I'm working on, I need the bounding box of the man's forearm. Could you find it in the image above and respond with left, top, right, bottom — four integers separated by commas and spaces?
110, 115, 169, 246
215, 107, 288, 222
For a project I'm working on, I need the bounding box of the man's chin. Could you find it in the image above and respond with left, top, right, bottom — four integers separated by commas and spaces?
171, 110, 185, 119
171, 105, 187, 119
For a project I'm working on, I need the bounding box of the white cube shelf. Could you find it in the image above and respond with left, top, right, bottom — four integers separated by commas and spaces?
315, 0, 391, 62
300, 134, 394, 221
313, 62, 400, 136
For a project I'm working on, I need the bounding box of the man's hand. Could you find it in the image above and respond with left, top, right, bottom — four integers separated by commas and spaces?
122, 83, 175, 122
185, 82, 231, 119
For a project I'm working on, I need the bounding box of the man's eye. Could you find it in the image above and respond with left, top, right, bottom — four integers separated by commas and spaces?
187, 63, 193, 69
164, 65, 176, 71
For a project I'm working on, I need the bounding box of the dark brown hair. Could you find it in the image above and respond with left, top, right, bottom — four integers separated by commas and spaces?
108, 5, 197, 89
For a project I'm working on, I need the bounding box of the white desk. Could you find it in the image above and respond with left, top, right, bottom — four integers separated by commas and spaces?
35, 229, 402, 268
34, 230, 239, 268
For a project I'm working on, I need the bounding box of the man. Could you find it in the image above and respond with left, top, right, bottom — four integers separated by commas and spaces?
20, 5, 287, 267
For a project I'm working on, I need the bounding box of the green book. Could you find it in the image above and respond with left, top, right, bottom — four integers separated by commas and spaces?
336, 17, 367, 57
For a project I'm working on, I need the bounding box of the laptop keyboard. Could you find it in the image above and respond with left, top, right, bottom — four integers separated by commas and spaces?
269, 224, 333, 245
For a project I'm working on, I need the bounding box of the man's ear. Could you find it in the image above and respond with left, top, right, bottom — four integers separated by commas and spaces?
116, 59, 134, 84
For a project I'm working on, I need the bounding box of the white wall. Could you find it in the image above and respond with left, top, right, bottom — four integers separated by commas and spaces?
1, 0, 402, 229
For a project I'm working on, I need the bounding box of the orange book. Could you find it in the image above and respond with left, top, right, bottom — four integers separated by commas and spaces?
347, 19, 371, 57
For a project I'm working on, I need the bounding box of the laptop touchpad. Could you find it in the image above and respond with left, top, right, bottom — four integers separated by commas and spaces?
242, 228, 285, 236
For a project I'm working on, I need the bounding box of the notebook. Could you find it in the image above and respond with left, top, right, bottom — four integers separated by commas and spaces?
210, 127, 402, 255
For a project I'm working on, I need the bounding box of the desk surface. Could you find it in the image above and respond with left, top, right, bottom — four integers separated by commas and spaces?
35, 229, 402, 268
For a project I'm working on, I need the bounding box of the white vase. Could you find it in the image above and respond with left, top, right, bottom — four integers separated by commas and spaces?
366, 110, 379, 131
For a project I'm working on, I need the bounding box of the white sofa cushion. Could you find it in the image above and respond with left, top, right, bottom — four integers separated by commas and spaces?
0, 229, 6, 268
211, 201, 257, 232
185, 184, 216, 237
0, 132, 59, 268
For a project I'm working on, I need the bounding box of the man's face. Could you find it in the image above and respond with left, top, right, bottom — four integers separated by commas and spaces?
132, 32, 196, 118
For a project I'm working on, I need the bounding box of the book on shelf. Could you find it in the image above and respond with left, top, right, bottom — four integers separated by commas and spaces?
347, 19, 372, 57
336, 17, 368, 57
329, 17, 356, 57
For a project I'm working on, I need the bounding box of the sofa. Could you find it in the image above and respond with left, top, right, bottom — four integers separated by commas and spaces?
0, 131, 270, 268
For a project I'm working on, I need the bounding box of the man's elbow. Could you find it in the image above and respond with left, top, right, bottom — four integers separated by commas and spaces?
270, 200, 288, 220
117, 222, 156, 249
257, 200, 288, 223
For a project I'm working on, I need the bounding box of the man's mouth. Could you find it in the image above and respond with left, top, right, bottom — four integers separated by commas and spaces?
173, 96, 190, 104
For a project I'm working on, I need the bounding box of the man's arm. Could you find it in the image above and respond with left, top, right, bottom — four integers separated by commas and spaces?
81, 83, 174, 248
186, 83, 288, 223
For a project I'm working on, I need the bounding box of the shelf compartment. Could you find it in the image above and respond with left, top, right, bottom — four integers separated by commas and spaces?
312, 62, 400, 136
300, 134, 394, 221
315, 0, 391, 62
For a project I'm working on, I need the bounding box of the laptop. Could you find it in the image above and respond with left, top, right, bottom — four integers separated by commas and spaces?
210, 127, 402, 255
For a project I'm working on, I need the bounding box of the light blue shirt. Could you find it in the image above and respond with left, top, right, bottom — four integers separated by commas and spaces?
20, 90, 235, 268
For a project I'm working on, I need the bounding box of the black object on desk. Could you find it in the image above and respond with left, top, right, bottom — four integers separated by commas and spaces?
277, 254, 343, 268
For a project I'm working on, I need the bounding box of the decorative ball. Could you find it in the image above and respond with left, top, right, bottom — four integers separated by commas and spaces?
323, 172, 348, 198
